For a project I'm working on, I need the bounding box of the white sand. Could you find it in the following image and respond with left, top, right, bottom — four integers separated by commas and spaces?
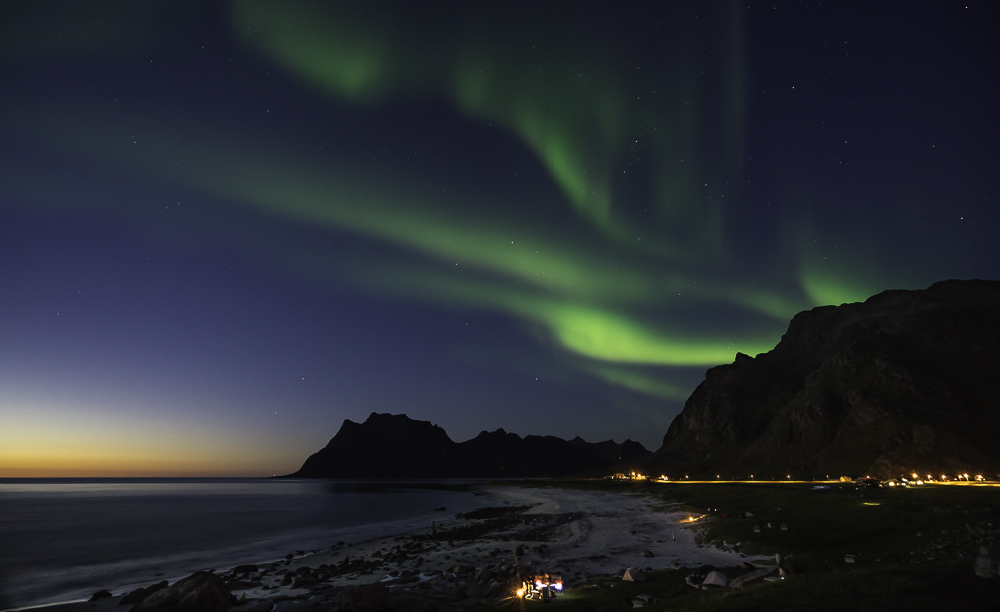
232, 485, 761, 601
492, 486, 752, 576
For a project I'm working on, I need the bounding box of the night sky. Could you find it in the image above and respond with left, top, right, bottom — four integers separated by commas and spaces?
2, 2, 997, 476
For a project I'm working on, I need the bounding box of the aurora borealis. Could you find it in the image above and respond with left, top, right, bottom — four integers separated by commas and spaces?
1, 1, 996, 476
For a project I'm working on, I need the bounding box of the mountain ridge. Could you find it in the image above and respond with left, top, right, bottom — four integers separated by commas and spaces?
287, 412, 651, 478
642, 279, 1000, 480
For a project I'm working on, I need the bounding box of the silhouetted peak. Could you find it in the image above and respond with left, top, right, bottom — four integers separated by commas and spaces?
287, 414, 650, 478
646, 279, 1000, 479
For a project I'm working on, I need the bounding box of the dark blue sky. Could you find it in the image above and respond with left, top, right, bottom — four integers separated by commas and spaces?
1, 1, 996, 476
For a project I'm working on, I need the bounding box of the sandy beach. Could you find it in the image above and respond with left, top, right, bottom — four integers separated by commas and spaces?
28, 485, 760, 612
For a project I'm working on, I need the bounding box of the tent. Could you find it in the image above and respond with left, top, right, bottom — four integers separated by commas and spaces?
702, 571, 729, 587
622, 567, 646, 582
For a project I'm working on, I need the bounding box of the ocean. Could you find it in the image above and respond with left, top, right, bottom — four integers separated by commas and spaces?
0, 478, 487, 610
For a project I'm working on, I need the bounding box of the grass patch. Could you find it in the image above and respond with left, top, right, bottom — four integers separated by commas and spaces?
479, 481, 1000, 610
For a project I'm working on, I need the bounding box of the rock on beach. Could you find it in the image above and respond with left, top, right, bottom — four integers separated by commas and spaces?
119, 581, 169, 605
130, 571, 235, 612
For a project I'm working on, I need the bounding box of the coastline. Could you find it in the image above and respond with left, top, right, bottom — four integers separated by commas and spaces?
7, 484, 761, 612
0, 478, 486, 610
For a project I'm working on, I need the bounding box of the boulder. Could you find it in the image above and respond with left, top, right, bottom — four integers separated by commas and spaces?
974, 545, 1000, 578
341, 584, 389, 612
119, 581, 169, 605
291, 576, 317, 589
130, 571, 235, 612
90, 590, 113, 601
231, 565, 259, 574
640, 550, 654, 558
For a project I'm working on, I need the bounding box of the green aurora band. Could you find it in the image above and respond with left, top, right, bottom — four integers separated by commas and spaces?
230, 1, 747, 249
0, 1, 904, 400
5, 101, 790, 366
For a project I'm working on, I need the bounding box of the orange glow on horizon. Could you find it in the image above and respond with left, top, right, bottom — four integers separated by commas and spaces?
0, 403, 299, 477
0, 444, 280, 477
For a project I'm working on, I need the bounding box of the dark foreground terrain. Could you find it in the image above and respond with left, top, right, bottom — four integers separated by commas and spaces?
502, 479, 1000, 612
43, 481, 1000, 612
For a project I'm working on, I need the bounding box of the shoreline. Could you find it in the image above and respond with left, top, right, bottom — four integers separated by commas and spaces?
9, 485, 762, 612
0, 479, 487, 611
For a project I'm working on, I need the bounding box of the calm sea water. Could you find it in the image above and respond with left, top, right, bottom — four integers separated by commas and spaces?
0, 478, 486, 610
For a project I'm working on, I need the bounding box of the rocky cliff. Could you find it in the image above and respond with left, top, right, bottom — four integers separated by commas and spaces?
645, 279, 1000, 480
288, 412, 650, 478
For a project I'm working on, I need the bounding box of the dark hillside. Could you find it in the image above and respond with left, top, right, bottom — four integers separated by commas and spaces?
645, 279, 1000, 480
